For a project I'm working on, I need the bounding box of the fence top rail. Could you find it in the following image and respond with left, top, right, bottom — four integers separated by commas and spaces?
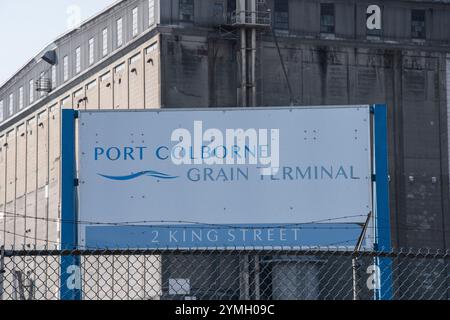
2, 247, 449, 259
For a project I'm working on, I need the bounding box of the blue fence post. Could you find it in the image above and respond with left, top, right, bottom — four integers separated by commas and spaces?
373, 104, 393, 300
60, 109, 81, 300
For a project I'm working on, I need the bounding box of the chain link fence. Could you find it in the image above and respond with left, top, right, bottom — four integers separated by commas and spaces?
0, 247, 448, 300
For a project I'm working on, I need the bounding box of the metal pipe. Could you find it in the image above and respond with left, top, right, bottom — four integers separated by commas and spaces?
251, 28, 257, 107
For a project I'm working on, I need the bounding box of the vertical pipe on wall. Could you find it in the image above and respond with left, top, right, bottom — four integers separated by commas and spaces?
251, 28, 257, 107
241, 28, 247, 107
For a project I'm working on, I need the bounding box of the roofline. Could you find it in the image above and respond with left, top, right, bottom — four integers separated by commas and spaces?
2, 0, 450, 91
0, 0, 126, 90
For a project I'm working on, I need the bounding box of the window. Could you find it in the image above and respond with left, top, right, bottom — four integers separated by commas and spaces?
29, 80, 34, 103
411, 9, 426, 39
63, 55, 69, 81
8, 93, 14, 115
52, 65, 57, 88
0, 100, 3, 122
213, 2, 224, 19
132, 7, 139, 36
19, 87, 23, 109
274, 0, 289, 30
117, 18, 123, 47
320, 3, 335, 34
179, 0, 194, 22
129, 53, 142, 65
100, 72, 111, 83
102, 28, 108, 56
115, 63, 125, 73
149, 0, 155, 26
86, 79, 97, 91
366, 4, 382, 37
75, 47, 81, 73
89, 38, 95, 65
146, 42, 158, 54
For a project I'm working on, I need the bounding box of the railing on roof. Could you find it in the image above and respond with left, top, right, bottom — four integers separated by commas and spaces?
230, 10, 271, 28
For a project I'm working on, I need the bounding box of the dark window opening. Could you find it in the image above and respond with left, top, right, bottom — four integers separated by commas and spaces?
411, 9, 426, 39
320, 3, 335, 34
179, 0, 194, 22
274, 0, 289, 30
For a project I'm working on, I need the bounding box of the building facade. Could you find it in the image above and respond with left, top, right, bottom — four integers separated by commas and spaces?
0, 0, 450, 298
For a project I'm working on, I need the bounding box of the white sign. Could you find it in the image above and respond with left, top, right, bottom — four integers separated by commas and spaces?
77, 106, 373, 248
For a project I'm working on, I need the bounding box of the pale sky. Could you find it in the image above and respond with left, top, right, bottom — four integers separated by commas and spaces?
0, 0, 118, 85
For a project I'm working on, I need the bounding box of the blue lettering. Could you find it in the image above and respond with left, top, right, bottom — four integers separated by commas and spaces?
123, 147, 135, 160
156, 146, 169, 160
187, 168, 200, 182
94, 147, 104, 160
136, 146, 147, 160
336, 166, 349, 179
350, 166, 360, 179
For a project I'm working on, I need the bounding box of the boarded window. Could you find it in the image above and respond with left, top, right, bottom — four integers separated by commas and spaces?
411, 9, 426, 39
274, 0, 289, 30
320, 3, 335, 34
179, 0, 194, 22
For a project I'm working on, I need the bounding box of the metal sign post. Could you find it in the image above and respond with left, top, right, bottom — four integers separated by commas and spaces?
60, 109, 81, 300
373, 104, 393, 300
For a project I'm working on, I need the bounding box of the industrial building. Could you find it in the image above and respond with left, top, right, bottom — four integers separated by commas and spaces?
0, 0, 450, 299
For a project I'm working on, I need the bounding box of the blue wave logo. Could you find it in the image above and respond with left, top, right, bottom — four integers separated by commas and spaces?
98, 170, 178, 181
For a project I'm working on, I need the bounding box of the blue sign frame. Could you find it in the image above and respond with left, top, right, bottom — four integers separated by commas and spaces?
60, 109, 81, 300
373, 104, 392, 300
